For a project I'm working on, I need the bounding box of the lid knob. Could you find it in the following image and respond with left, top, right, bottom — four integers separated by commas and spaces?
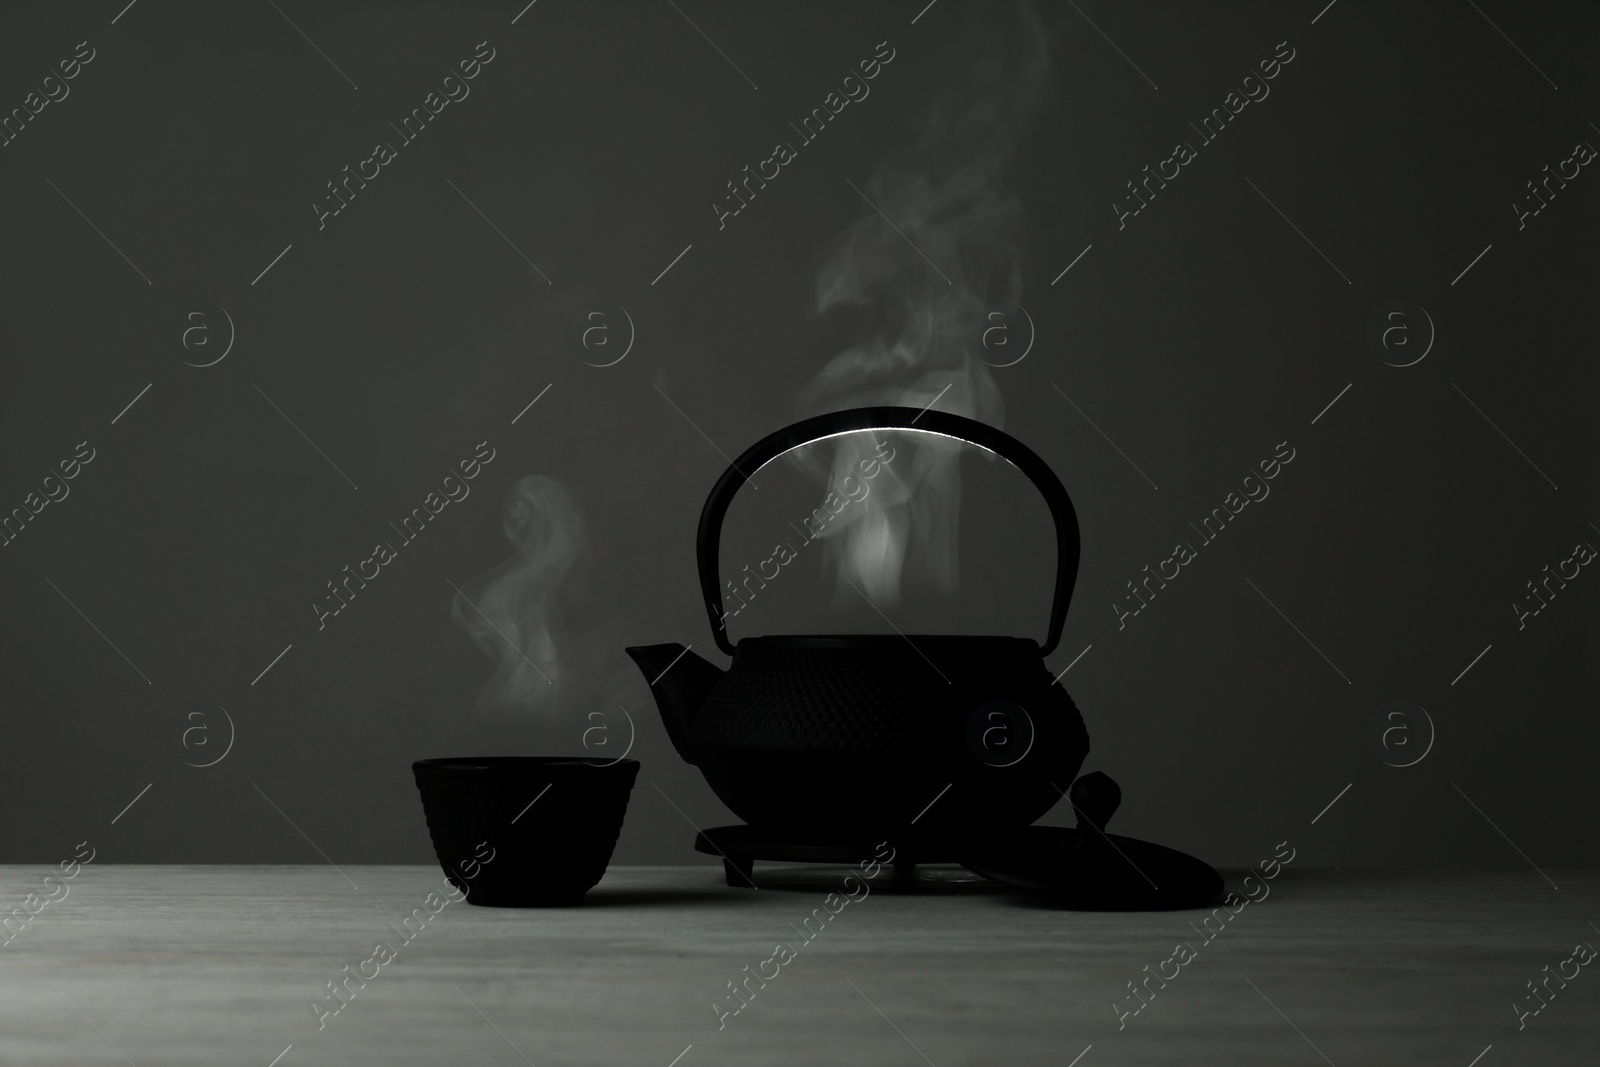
1070, 771, 1121, 850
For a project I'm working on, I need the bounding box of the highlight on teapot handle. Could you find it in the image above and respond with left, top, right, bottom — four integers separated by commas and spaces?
694, 405, 1081, 657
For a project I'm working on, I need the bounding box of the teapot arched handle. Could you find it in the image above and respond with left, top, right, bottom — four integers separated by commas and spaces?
697, 406, 1081, 657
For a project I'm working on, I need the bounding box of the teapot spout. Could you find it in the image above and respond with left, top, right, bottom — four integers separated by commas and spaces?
625, 644, 723, 767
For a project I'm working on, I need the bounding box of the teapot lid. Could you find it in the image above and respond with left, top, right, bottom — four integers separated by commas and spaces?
959, 826, 1224, 910
960, 771, 1223, 909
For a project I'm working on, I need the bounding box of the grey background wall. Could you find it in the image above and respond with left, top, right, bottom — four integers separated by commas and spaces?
0, 0, 1594, 872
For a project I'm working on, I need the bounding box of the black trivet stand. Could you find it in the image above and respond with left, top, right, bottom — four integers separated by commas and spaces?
694, 825, 954, 887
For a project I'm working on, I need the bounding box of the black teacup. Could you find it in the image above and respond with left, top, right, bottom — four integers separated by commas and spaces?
412, 757, 639, 906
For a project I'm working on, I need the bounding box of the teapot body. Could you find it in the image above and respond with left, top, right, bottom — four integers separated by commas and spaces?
689, 634, 1088, 833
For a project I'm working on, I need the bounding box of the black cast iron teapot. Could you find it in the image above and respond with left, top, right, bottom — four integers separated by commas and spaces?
627, 406, 1090, 836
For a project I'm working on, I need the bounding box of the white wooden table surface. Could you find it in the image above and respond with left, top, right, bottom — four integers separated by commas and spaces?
0, 864, 1594, 1066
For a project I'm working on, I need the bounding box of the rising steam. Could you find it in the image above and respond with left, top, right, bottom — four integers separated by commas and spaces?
452, 474, 596, 717
801, 7, 1050, 606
